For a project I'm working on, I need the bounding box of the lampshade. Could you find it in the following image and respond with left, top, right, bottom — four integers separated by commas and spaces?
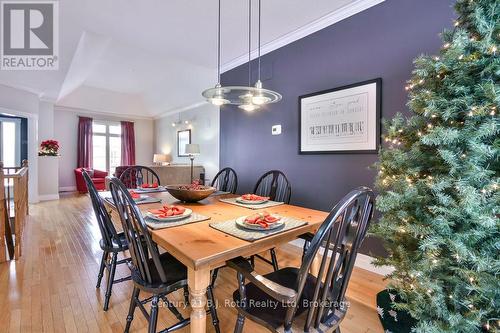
153, 154, 170, 163
185, 144, 200, 155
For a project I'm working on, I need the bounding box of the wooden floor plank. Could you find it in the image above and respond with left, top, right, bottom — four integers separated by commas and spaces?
0, 193, 387, 332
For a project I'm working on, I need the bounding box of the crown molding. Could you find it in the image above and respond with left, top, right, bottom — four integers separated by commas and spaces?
221, 0, 385, 73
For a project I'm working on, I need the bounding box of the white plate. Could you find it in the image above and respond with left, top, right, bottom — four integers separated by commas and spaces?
235, 197, 269, 205
133, 194, 149, 202
235, 215, 284, 231
145, 208, 192, 222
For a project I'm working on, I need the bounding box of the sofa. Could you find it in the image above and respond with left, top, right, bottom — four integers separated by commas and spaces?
74, 168, 108, 193
105, 164, 205, 189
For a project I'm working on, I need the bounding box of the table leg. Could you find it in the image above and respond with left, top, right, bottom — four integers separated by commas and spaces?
309, 252, 321, 277
188, 267, 210, 333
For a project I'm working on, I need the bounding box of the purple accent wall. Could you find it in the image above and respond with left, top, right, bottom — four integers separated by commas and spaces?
220, 0, 455, 256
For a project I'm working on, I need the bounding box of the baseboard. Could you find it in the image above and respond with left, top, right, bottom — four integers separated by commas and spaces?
288, 239, 393, 276
38, 194, 60, 201
59, 186, 77, 192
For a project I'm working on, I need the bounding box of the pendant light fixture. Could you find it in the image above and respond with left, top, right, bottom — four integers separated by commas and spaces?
202, 0, 281, 110
202, 0, 229, 106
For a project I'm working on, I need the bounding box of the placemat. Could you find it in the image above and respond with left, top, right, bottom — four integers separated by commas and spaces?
133, 187, 168, 194
104, 196, 162, 206
209, 217, 307, 241
219, 197, 284, 210
145, 213, 210, 230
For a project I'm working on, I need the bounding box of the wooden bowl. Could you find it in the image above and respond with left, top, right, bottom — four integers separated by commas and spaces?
165, 185, 216, 203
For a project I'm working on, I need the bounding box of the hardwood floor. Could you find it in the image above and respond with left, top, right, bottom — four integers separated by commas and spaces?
0, 193, 386, 333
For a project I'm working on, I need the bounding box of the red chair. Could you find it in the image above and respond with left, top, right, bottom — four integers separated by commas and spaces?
75, 168, 107, 193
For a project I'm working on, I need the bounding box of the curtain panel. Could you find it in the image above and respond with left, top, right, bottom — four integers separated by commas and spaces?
121, 121, 136, 165
77, 116, 93, 168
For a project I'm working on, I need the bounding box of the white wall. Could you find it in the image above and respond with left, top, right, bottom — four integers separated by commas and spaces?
54, 106, 154, 190
154, 103, 219, 182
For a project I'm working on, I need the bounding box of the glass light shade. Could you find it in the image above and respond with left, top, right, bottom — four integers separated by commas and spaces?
185, 144, 200, 155
238, 103, 259, 112
203, 85, 281, 106
252, 94, 271, 105
210, 95, 230, 106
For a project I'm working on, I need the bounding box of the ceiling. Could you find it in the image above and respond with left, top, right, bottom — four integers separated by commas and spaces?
0, 0, 384, 118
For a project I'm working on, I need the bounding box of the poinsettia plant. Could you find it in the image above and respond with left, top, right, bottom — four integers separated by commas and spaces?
38, 139, 60, 156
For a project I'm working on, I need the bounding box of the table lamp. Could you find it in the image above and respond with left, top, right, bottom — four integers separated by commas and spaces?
153, 154, 170, 166
185, 144, 200, 183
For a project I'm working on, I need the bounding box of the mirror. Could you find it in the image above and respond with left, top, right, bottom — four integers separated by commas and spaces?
177, 129, 191, 157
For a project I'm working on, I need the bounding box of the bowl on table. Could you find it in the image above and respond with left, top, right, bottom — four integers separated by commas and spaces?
165, 184, 216, 203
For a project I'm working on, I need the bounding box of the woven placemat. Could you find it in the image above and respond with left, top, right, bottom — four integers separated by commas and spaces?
104, 196, 162, 206
219, 197, 284, 210
145, 212, 210, 230
209, 217, 307, 241
133, 187, 168, 194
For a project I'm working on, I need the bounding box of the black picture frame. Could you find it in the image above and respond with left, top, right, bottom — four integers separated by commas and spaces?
177, 129, 191, 157
298, 78, 381, 154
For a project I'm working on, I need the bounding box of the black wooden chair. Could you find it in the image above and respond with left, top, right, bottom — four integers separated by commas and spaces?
108, 177, 221, 333
211, 167, 238, 194
253, 170, 292, 204
252, 170, 292, 271
119, 165, 161, 189
82, 170, 131, 311
228, 187, 374, 333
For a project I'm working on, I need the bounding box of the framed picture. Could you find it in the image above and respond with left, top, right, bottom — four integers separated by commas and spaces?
177, 129, 191, 157
299, 78, 381, 154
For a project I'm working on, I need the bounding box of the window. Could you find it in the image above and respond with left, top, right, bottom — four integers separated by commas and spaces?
93, 122, 121, 174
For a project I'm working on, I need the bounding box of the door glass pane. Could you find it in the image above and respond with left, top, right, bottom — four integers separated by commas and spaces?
2, 121, 16, 167
93, 123, 106, 134
92, 135, 106, 172
109, 125, 121, 135
109, 136, 121, 174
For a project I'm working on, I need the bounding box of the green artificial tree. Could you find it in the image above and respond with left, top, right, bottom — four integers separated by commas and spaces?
371, 0, 499, 332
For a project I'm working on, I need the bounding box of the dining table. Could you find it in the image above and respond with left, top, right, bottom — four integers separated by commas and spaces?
101, 190, 328, 333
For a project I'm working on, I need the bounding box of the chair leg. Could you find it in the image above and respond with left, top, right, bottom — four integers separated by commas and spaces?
148, 296, 159, 333
103, 252, 118, 311
125, 287, 140, 333
207, 285, 220, 333
210, 268, 220, 288
270, 248, 279, 271
234, 314, 245, 333
96, 251, 108, 288
249, 255, 255, 268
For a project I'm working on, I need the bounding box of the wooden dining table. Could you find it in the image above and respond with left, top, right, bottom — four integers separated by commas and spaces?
102, 190, 328, 333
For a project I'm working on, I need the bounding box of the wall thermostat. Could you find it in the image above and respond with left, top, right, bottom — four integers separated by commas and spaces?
272, 125, 282, 135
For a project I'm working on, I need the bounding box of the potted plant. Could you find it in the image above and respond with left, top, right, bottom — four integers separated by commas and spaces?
38, 139, 60, 156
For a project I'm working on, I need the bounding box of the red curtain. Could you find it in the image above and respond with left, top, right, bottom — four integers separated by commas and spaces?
121, 121, 136, 165
77, 117, 93, 168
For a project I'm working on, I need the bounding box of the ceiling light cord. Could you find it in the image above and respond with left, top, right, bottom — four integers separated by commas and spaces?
257, 0, 261, 82
217, 0, 221, 84
248, 0, 252, 86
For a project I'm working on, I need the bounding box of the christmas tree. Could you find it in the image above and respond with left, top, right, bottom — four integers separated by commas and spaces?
371, 0, 499, 332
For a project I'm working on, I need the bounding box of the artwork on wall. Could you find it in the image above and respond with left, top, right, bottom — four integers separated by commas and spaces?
177, 129, 191, 157
299, 78, 381, 154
